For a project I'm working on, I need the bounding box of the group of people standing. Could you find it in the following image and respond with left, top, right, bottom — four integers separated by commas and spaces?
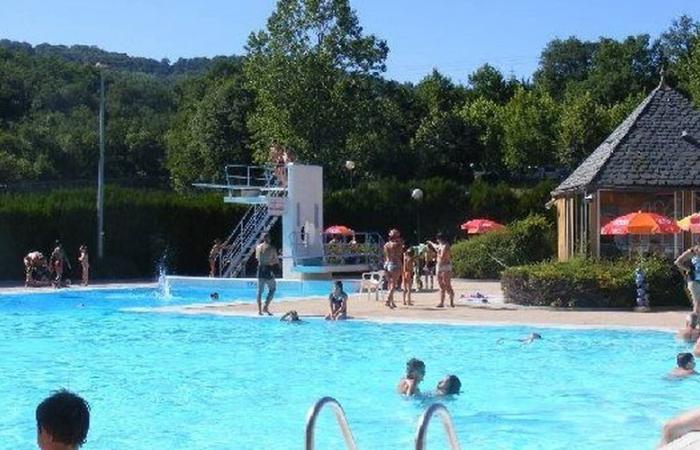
383, 229, 454, 309
23, 241, 89, 288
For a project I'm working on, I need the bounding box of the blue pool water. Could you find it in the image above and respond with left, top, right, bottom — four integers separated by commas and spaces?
0, 286, 697, 449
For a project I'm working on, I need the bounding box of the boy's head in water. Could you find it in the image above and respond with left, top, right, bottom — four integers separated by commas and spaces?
210, 292, 219, 300
36, 389, 90, 449
678, 352, 696, 370
405, 358, 426, 381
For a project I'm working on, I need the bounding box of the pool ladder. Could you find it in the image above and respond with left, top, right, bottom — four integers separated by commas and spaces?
305, 396, 462, 450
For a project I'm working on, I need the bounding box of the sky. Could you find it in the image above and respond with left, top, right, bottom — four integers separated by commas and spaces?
2, 0, 700, 83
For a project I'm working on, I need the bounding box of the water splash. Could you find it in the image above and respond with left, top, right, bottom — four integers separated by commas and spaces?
156, 252, 172, 300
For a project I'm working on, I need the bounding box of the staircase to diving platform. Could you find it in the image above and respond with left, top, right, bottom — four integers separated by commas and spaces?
194, 164, 287, 277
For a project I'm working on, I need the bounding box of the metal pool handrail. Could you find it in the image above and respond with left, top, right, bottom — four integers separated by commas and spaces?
415, 403, 462, 450
305, 397, 359, 450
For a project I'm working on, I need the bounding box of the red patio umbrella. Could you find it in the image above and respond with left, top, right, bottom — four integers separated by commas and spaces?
460, 219, 505, 234
324, 225, 354, 236
600, 211, 680, 235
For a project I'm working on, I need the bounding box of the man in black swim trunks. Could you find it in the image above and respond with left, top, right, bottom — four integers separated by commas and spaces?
255, 233, 279, 315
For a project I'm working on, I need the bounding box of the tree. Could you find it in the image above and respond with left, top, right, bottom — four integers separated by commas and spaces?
583, 35, 657, 105
459, 97, 504, 172
166, 60, 253, 190
656, 15, 700, 64
533, 37, 597, 99
244, 0, 388, 182
415, 69, 466, 113
675, 33, 700, 105
501, 88, 559, 171
468, 64, 512, 103
343, 78, 419, 182
410, 109, 475, 180
556, 91, 609, 167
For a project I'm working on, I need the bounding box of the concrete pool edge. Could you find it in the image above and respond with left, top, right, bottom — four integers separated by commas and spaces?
134, 297, 680, 333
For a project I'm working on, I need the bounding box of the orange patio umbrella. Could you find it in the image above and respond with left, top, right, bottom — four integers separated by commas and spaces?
460, 218, 505, 234
600, 211, 680, 235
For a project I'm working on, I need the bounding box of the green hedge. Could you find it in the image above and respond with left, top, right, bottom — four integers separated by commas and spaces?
0, 187, 246, 280
325, 178, 555, 244
501, 257, 688, 308
0, 178, 555, 281
451, 214, 555, 279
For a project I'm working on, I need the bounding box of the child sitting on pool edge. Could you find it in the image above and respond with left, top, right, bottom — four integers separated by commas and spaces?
397, 358, 425, 396
325, 280, 348, 321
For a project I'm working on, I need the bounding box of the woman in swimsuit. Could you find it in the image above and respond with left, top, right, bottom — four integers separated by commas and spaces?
402, 248, 415, 306
427, 233, 455, 308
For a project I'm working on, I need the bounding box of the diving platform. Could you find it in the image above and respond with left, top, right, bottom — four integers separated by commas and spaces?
195, 163, 382, 280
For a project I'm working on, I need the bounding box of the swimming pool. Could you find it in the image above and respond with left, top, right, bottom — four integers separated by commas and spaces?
0, 286, 695, 449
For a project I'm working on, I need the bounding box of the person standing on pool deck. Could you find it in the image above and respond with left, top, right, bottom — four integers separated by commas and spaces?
208, 238, 227, 277
255, 233, 279, 315
402, 247, 415, 306
383, 229, 402, 309
49, 240, 71, 288
675, 245, 700, 314
36, 389, 90, 450
77, 245, 89, 286
427, 233, 455, 308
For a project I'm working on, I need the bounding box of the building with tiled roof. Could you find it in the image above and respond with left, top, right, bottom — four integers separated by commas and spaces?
551, 77, 700, 260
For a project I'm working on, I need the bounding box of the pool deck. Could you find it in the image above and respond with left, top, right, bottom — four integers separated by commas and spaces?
150, 279, 688, 332
664, 432, 700, 449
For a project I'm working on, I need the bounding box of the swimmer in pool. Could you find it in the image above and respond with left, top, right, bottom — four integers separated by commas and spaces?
210, 292, 219, 301
435, 375, 462, 396
670, 352, 697, 378
397, 358, 425, 396
519, 333, 542, 344
280, 310, 302, 323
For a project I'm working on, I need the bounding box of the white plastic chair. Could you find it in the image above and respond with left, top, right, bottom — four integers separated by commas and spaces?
360, 270, 385, 301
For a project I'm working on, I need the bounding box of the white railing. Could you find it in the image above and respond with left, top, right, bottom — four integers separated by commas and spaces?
305, 397, 358, 450
289, 231, 384, 268
414, 403, 462, 450
224, 164, 284, 189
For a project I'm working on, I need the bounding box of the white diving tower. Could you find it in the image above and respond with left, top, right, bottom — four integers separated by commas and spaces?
194, 164, 382, 279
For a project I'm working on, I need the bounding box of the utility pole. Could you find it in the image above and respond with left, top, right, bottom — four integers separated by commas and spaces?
96, 63, 106, 259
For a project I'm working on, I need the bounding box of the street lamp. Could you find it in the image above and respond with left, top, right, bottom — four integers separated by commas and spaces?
411, 188, 423, 243
345, 160, 356, 189
95, 63, 107, 259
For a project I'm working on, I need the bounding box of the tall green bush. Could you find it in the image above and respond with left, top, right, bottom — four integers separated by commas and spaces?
501, 257, 687, 308
451, 214, 555, 279
0, 187, 246, 280
324, 178, 470, 243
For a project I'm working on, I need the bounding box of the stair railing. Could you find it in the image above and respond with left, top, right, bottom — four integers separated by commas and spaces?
305, 397, 358, 450
414, 403, 461, 450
